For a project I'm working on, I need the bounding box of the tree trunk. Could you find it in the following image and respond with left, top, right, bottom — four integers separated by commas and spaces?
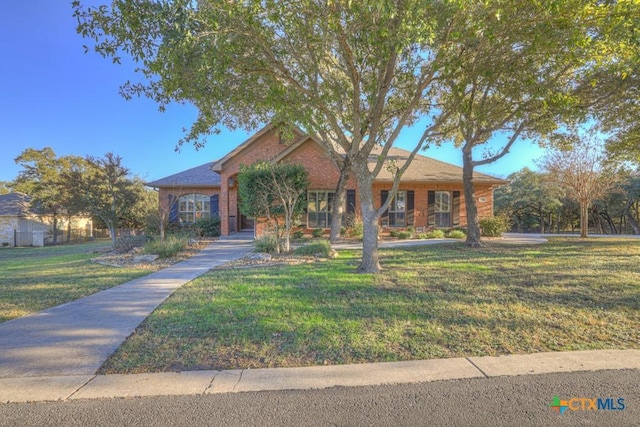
52, 215, 58, 244
462, 147, 481, 247
282, 207, 291, 253
538, 204, 545, 234
580, 200, 589, 238
329, 158, 351, 243
626, 210, 640, 235
330, 169, 349, 243
353, 160, 381, 273
108, 222, 117, 247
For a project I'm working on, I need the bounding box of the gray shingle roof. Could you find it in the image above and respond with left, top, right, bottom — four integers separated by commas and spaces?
146, 162, 221, 188
370, 146, 507, 184
0, 193, 32, 216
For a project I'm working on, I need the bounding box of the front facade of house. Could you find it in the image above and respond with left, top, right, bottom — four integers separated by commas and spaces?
147, 125, 505, 237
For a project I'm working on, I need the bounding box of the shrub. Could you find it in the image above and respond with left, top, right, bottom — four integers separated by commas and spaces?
396, 231, 412, 239
425, 229, 445, 239
193, 216, 221, 237
388, 230, 398, 238
143, 234, 189, 258
344, 215, 364, 238
480, 215, 510, 237
254, 235, 279, 254
114, 235, 150, 253
292, 230, 305, 239
312, 228, 324, 238
293, 240, 331, 257
446, 229, 466, 239
417, 233, 429, 239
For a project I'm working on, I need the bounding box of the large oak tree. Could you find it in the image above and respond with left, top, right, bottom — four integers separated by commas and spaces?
74, 0, 466, 272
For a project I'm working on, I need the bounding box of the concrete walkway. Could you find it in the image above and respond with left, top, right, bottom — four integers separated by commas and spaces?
0, 232, 253, 379
1, 349, 638, 403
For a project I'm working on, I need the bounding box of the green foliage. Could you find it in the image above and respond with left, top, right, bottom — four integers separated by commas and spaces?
292, 230, 304, 239
424, 229, 445, 239
479, 216, 510, 237
293, 240, 331, 257
254, 235, 279, 254
238, 161, 308, 252
312, 228, 324, 238
343, 214, 364, 238
395, 231, 412, 240
193, 216, 220, 237
143, 234, 190, 258
446, 229, 466, 239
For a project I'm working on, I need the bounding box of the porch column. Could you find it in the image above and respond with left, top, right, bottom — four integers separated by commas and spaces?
220, 172, 230, 236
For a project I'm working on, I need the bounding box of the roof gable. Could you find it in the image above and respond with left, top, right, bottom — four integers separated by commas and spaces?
0, 193, 32, 216
211, 123, 306, 172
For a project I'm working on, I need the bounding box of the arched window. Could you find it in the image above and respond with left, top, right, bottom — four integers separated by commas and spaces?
178, 194, 210, 223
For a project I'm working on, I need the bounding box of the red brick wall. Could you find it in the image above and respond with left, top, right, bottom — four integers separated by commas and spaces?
372, 182, 495, 231
215, 128, 498, 236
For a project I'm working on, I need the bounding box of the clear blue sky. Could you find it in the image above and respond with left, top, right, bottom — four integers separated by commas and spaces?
0, 1, 544, 185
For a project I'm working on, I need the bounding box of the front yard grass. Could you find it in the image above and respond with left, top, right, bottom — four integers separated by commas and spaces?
99, 238, 640, 374
0, 241, 150, 322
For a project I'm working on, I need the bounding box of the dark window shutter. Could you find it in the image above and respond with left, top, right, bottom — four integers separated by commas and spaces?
407, 190, 415, 226
210, 194, 219, 217
168, 194, 179, 224
452, 191, 461, 226
381, 190, 389, 226
427, 191, 435, 227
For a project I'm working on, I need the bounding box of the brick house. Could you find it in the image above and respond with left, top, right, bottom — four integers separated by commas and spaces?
146, 124, 506, 237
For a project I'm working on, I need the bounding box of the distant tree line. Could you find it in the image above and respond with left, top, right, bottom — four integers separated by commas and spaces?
496, 139, 640, 236
8, 147, 157, 246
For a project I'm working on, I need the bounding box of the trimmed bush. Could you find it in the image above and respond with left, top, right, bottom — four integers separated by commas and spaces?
312, 228, 324, 238
193, 216, 220, 237
293, 240, 331, 257
446, 229, 466, 239
425, 229, 445, 239
395, 231, 412, 240
480, 216, 510, 237
143, 234, 190, 258
254, 235, 279, 253
292, 230, 304, 239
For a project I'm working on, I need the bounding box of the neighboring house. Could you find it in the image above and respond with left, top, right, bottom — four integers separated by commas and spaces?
147, 124, 506, 237
0, 192, 93, 247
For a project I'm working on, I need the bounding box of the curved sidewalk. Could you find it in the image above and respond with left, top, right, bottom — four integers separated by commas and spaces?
0, 233, 253, 379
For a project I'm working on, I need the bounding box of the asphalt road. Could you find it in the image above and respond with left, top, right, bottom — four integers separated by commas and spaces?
1, 369, 638, 427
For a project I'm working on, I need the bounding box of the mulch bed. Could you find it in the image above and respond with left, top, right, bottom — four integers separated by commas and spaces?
90, 238, 215, 271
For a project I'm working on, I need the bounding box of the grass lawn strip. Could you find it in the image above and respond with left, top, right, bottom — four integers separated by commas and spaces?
99, 238, 640, 374
0, 241, 151, 323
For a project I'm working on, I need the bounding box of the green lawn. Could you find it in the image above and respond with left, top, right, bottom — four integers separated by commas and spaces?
100, 237, 640, 374
0, 240, 150, 322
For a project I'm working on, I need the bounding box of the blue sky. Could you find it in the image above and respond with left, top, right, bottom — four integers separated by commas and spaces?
0, 1, 545, 185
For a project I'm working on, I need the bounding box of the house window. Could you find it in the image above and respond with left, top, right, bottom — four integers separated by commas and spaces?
435, 191, 450, 227
308, 190, 334, 228
178, 194, 211, 224
389, 191, 406, 227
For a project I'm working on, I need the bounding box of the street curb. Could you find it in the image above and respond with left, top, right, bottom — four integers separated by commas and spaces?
1, 349, 638, 404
